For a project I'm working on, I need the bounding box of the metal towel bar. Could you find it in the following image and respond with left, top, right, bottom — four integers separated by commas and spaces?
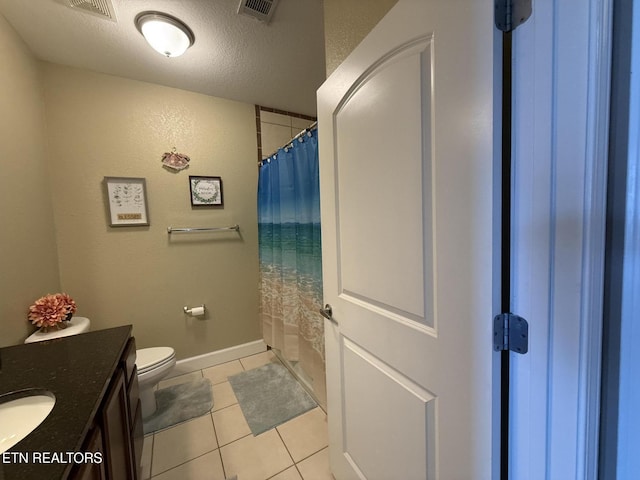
167, 225, 240, 234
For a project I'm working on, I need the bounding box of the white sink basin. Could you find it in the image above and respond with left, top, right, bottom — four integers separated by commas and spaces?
0, 390, 55, 453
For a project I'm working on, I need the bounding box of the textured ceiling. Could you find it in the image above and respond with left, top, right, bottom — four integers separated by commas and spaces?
0, 0, 325, 116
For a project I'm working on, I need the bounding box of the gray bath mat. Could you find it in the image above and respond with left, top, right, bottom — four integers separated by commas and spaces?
143, 378, 213, 434
228, 362, 317, 436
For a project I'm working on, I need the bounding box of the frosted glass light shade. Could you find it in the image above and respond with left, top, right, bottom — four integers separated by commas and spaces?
135, 12, 195, 58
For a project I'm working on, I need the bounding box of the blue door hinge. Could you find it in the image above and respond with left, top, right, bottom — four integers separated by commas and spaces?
493, 313, 528, 354
495, 0, 532, 32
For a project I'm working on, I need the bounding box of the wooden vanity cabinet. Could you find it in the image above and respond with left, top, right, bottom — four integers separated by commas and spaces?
101, 369, 132, 478
122, 338, 143, 477
69, 424, 106, 480
70, 336, 142, 480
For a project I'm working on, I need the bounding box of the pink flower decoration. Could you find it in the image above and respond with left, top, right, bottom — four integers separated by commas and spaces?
56, 293, 77, 316
27, 293, 77, 328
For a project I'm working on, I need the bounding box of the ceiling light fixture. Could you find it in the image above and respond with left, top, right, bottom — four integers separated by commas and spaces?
135, 12, 195, 58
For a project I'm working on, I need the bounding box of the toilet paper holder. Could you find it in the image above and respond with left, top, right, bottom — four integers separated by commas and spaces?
183, 304, 206, 315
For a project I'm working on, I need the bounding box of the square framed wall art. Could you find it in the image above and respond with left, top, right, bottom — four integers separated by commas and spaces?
104, 176, 150, 227
189, 176, 224, 206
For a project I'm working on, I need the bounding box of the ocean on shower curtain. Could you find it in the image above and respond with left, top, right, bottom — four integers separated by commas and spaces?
257, 127, 326, 407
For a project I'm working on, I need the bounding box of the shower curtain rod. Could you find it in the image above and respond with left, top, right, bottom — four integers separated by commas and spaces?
261, 121, 318, 164
288, 121, 317, 145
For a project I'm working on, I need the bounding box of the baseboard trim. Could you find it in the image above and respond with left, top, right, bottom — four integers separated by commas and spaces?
167, 340, 267, 378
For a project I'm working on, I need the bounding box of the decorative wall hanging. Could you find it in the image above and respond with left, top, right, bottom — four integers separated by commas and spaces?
162, 148, 190, 171
104, 177, 150, 226
189, 176, 223, 206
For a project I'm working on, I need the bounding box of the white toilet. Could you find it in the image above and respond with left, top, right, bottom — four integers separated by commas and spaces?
25, 317, 175, 418
134, 346, 176, 418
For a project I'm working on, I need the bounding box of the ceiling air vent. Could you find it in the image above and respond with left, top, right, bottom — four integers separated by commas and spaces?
58, 0, 117, 22
237, 0, 279, 23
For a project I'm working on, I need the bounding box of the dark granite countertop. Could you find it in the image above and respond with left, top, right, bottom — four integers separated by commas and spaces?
0, 325, 132, 480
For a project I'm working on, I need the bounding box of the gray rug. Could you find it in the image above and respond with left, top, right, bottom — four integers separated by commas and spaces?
228, 362, 317, 436
143, 378, 213, 434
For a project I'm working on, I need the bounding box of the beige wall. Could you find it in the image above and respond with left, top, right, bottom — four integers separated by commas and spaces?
0, 0, 356, 352
323, 0, 399, 76
0, 15, 61, 347
41, 64, 260, 359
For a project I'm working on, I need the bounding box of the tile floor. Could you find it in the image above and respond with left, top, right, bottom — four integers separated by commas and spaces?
140, 350, 334, 480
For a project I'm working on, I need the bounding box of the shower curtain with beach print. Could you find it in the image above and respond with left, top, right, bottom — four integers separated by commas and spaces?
258, 128, 325, 407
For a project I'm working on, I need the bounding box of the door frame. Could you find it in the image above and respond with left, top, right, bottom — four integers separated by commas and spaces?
600, 0, 640, 476
509, 0, 612, 477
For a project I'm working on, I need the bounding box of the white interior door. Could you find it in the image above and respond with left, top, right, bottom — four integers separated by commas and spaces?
317, 1, 498, 479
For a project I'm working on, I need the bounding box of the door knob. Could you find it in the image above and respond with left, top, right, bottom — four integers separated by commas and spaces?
319, 304, 337, 324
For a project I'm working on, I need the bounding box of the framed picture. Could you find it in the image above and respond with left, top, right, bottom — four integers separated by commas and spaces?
189, 176, 224, 206
104, 177, 150, 227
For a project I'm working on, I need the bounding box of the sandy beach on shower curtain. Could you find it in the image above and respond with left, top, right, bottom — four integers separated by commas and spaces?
259, 264, 324, 357
259, 222, 324, 358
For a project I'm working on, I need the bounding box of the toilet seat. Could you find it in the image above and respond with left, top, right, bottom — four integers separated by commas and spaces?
136, 347, 175, 374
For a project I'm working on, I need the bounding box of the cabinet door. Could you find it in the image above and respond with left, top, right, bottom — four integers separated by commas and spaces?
70, 425, 106, 480
128, 368, 144, 473
101, 368, 134, 479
